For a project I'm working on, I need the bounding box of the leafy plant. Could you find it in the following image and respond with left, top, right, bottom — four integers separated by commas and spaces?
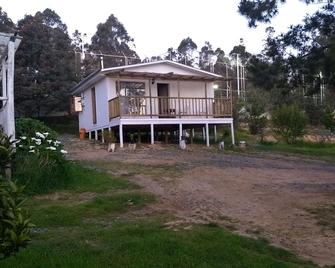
16, 118, 58, 140
322, 105, 335, 133
0, 179, 33, 259
272, 105, 307, 144
103, 130, 116, 144
0, 132, 16, 178
245, 91, 268, 138
13, 132, 69, 194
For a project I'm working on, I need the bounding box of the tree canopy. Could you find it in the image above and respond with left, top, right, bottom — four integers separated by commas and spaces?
0, 7, 14, 32
240, 0, 335, 96
14, 9, 76, 117
90, 14, 139, 67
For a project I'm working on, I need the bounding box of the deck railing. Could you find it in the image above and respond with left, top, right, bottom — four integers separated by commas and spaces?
109, 96, 232, 119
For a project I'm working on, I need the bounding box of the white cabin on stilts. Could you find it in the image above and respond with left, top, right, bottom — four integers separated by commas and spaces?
71, 60, 235, 147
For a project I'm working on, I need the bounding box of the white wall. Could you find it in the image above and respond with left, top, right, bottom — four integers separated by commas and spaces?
78, 71, 218, 131
79, 78, 109, 131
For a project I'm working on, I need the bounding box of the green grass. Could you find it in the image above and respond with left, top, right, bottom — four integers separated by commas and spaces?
255, 141, 335, 160
64, 163, 139, 193
1, 162, 315, 267
2, 221, 313, 268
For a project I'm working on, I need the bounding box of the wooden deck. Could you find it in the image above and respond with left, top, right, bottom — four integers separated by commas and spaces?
109, 96, 232, 119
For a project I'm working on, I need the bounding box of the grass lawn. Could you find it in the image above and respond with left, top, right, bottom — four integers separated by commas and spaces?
254, 141, 335, 161
2, 163, 315, 268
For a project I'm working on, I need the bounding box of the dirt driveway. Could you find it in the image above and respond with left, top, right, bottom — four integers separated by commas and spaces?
63, 135, 335, 266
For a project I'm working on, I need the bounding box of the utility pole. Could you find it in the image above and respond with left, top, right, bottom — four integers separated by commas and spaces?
236, 53, 240, 97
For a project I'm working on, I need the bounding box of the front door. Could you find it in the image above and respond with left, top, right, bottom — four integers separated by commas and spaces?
157, 83, 169, 117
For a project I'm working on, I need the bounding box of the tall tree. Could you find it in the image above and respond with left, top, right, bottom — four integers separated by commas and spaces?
15, 9, 76, 117
177, 37, 198, 66
0, 7, 14, 32
0, 7, 15, 33
238, 0, 329, 27
199, 41, 216, 71
239, 0, 335, 96
90, 14, 139, 68
229, 39, 251, 65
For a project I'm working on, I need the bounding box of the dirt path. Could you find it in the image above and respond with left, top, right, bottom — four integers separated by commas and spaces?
62, 135, 335, 266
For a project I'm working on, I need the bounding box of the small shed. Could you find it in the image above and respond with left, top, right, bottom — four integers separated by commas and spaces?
0, 32, 22, 139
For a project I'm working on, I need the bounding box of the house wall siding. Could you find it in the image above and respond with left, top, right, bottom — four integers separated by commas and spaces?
79, 78, 109, 130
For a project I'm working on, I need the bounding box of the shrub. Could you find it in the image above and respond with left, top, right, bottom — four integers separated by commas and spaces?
0, 179, 33, 259
245, 94, 268, 137
0, 133, 16, 178
303, 98, 323, 126
322, 106, 335, 133
16, 118, 57, 140
13, 132, 69, 194
272, 105, 307, 144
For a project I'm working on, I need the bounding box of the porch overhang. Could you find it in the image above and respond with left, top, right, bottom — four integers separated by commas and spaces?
104, 70, 230, 82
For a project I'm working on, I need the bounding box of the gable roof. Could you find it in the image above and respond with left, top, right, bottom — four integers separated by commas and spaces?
71, 60, 224, 95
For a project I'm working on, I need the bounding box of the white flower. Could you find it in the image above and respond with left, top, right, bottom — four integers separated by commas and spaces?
20, 136, 27, 140
60, 149, 68, 154
31, 137, 37, 141
47, 140, 52, 144
54, 141, 61, 147
29, 146, 35, 149
36, 132, 46, 139
43, 132, 49, 137
13, 139, 21, 144
46, 146, 56, 151
35, 140, 42, 145
19, 145, 23, 148
29, 149, 35, 153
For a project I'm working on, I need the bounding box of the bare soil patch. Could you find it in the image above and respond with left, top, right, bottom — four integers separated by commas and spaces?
62, 135, 335, 266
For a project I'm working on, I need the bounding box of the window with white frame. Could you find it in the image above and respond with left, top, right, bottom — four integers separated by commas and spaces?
117, 81, 147, 115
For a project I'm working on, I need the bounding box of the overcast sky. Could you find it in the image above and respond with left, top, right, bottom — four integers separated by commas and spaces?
1, 0, 321, 58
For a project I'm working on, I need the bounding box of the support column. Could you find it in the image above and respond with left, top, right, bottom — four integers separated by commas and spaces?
230, 122, 235, 145
179, 123, 182, 141
214, 125, 217, 142
119, 124, 124, 148
202, 127, 206, 141
89, 131, 92, 140
6, 39, 15, 140
150, 124, 154, 145
95, 130, 98, 141
177, 80, 181, 118
101, 129, 105, 143
205, 123, 210, 147
2, 59, 6, 100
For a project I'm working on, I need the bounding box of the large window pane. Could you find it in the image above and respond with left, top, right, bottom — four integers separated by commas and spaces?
118, 81, 145, 96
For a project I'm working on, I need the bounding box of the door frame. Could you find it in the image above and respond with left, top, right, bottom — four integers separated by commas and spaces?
157, 83, 170, 117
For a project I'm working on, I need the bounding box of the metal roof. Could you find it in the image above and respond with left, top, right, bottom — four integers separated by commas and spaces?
71, 60, 227, 95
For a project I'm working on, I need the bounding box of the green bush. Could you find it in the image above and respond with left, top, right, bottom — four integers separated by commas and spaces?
0, 179, 33, 259
272, 105, 307, 144
16, 118, 58, 140
0, 133, 16, 178
13, 132, 69, 194
322, 106, 335, 133
246, 96, 268, 137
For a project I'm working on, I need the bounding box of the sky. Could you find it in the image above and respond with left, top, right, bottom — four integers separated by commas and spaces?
1, 0, 321, 58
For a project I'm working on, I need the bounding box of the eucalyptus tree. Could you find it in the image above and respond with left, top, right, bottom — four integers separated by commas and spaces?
15, 9, 76, 117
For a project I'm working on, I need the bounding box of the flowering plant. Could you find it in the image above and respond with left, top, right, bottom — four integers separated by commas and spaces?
16, 132, 67, 157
